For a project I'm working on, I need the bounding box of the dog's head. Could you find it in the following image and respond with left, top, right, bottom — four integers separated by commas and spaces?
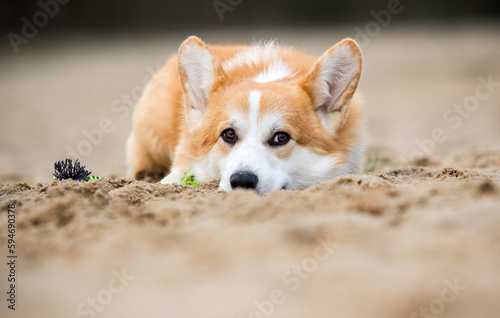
178, 36, 363, 195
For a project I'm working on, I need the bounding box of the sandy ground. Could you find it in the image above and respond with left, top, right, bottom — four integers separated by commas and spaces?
1, 22, 500, 317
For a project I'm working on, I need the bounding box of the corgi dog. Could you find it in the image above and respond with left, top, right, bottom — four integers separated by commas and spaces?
127, 36, 366, 195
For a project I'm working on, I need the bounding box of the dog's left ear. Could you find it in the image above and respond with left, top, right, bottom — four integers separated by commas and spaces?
301, 39, 362, 130
178, 36, 227, 127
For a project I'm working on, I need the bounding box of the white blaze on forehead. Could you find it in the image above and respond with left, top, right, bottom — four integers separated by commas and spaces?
248, 90, 262, 134
254, 60, 296, 83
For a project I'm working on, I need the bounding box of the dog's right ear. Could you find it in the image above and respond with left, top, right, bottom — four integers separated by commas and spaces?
178, 36, 226, 127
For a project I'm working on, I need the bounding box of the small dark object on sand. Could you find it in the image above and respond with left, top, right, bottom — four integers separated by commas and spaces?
53, 159, 92, 181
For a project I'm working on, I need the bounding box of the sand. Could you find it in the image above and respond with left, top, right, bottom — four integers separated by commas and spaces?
1, 23, 500, 318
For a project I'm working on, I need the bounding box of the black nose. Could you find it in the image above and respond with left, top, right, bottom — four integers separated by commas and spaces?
230, 171, 258, 189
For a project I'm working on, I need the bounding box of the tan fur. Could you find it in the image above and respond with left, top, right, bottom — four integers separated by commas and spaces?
127, 37, 364, 184
127, 44, 248, 179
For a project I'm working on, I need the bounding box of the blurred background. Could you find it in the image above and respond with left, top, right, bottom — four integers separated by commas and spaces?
1, 0, 499, 182
2, 0, 500, 30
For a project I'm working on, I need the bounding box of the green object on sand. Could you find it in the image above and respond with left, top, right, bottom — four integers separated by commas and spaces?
180, 169, 198, 187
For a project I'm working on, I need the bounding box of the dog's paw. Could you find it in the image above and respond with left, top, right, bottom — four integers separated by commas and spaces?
160, 170, 185, 185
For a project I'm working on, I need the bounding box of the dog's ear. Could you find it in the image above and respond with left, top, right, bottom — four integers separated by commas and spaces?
178, 36, 226, 127
301, 39, 362, 131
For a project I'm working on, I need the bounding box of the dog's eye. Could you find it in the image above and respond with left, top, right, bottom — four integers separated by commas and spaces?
221, 128, 238, 144
270, 132, 290, 146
